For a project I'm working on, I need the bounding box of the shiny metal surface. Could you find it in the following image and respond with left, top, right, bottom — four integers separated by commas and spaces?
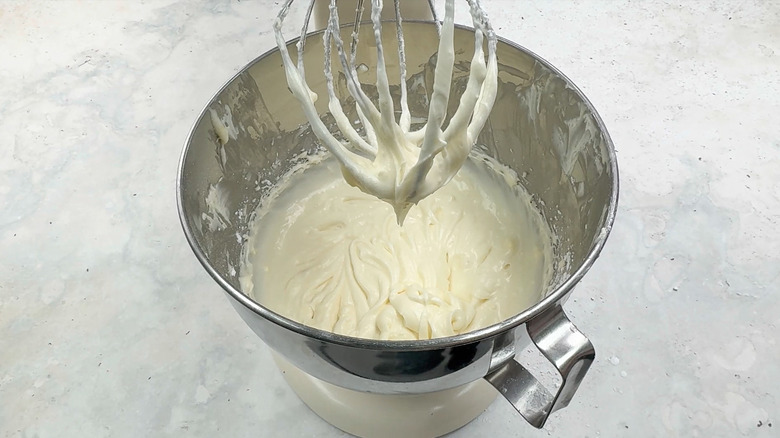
485, 305, 595, 428
177, 21, 618, 426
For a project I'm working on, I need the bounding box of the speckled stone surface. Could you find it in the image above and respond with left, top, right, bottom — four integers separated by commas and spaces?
1, 1, 778, 437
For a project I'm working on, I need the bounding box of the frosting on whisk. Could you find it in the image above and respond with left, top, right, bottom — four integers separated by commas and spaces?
274, 0, 497, 223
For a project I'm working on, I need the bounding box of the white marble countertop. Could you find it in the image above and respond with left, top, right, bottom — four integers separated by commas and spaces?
2, 1, 778, 436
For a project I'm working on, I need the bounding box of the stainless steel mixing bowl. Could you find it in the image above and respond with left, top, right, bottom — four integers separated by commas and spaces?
177, 21, 618, 428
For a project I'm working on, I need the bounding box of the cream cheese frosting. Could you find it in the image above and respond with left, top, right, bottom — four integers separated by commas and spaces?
240, 154, 553, 340
247, 0, 549, 341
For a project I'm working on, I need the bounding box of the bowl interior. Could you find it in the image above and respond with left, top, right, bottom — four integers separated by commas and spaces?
178, 21, 616, 327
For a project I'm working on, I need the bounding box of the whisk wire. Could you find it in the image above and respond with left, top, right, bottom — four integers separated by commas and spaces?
274, 0, 497, 221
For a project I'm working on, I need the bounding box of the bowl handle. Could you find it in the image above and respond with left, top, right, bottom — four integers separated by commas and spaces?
484, 305, 595, 428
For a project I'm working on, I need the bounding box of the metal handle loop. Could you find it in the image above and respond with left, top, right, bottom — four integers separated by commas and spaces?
484, 306, 595, 428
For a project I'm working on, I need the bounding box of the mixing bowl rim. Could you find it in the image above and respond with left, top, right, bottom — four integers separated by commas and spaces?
177, 20, 619, 351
